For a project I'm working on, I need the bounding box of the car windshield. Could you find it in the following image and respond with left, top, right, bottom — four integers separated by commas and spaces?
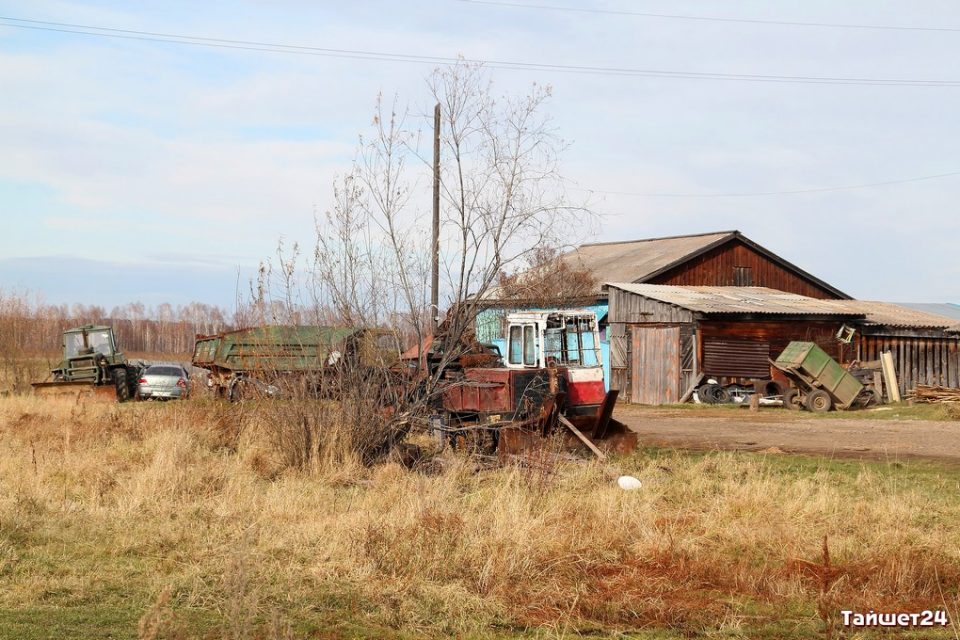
146, 366, 183, 377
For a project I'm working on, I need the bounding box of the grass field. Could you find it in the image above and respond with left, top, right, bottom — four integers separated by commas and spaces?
1, 395, 960, 639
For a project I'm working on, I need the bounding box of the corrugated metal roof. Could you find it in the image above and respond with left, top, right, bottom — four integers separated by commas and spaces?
604, 283, 854, 315
894, 303, 960, 321
563, 231, 735, 284
605, 283, 960, 329
830, 301, 960, 329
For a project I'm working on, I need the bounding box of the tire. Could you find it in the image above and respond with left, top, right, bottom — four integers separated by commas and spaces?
699, 383, 721, 404
756, 379, 784, 398
113, 368, 130, 403
805, 389, 833, 413
783, 388, 804, 410
712, 386, 731, 404
860, 388, 882, 407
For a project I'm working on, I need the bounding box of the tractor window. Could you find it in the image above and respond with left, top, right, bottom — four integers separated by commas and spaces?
561, 316, 601, 367
543, 328, 563, 364
522, 325, 536, 366
88, 330, 113, 355
508, 326, 523, 365
564, 323, 581, 364
580, 326, 599, 366
64, 333, 85, 358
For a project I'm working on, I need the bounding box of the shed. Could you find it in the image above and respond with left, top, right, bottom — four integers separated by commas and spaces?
604, 284, 860, 404
605, 284, 960, 405
831, 301, 960, 395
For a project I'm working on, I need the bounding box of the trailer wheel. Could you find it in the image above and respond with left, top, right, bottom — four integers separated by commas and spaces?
783, 388, 804, 410
805, 389, 833, 413
113, 368, 130, 402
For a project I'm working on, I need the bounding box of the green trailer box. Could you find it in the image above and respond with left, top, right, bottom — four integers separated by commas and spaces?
774, 341, 864, 410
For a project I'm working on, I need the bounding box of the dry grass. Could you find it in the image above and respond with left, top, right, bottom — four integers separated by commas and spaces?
1, 395, 959, 639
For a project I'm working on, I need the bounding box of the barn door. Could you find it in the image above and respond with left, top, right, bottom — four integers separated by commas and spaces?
630, 326, 681, 405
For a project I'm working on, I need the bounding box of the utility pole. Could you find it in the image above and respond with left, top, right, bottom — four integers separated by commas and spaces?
431, 102, 441, 335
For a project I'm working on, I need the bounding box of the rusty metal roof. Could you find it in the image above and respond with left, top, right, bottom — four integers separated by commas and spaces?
563, 231, 736, 284
604, 284, 856, 315
830, 300, 960, 329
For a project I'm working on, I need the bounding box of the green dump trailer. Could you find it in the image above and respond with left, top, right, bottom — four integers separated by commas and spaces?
772, 341, 878, 412
192, 325, 400, 400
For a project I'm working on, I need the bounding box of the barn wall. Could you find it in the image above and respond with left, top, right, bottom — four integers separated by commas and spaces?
699, 319, 846, 379
607, 287, 696, 400
857, 333, 960, 396
651, 239, 842, 299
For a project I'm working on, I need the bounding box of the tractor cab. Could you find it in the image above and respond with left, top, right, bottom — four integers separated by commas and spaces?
55, 325, 125, 383
503, 310, 602, 370
503, 310, 606, 408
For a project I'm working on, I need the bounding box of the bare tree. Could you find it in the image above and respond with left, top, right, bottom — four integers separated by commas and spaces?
310, 62, 589, 412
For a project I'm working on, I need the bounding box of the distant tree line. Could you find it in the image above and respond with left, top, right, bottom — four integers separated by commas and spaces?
0, 293, 232, 356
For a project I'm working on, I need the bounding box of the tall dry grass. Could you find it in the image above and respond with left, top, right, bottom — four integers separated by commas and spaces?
1, 395, 959, 638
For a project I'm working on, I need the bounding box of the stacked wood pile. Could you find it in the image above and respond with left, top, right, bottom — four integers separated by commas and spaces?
909, 385, 960, 404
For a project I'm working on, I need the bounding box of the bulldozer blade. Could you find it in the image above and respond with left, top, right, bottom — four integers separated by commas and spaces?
32, 381, 117, 403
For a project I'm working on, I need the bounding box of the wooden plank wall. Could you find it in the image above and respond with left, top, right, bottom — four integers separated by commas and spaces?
858, 335, 960, 396
612, 321, 695, 402
630, 326, 681, 404
606, 287, 696, 324
652, 239, 842, 300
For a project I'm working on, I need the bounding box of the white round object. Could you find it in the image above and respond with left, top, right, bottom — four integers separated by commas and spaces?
617, 475, 642, 490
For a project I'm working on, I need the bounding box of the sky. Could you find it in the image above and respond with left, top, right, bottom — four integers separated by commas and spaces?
1, 1, 959, 310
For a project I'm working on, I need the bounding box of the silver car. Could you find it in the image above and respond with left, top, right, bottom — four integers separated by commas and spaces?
137, 364, 190, 400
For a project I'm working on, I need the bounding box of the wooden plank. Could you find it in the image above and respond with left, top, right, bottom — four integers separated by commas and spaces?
881, 351, 901, 402
665, 327, 680, 403
680, 372, 705, 404
558, 414, 607, 461
947, 340, 960, 387
939, 339, 946, 388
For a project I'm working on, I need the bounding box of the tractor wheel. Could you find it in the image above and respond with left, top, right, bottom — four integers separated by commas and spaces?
805, 389, 833, 413
113, 368, 130, 402
783, 388, 804, 410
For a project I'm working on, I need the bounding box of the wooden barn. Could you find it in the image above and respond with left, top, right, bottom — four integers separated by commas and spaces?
605, 284, 960, 404
476, 230, 847, 388
563, 230, 849, 299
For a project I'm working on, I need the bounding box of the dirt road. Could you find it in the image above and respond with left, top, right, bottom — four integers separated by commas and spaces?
615, 406, 960, 462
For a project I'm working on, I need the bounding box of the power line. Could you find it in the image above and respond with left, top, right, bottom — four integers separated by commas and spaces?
2, 16, 960, 87
457, 0, 960, 33
573, 169, 960, 198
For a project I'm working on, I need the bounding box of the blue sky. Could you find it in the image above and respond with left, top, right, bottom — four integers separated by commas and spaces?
1, 1, 959, 309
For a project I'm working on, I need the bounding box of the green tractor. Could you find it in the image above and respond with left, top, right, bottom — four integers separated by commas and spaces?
32, 325, 141, 402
